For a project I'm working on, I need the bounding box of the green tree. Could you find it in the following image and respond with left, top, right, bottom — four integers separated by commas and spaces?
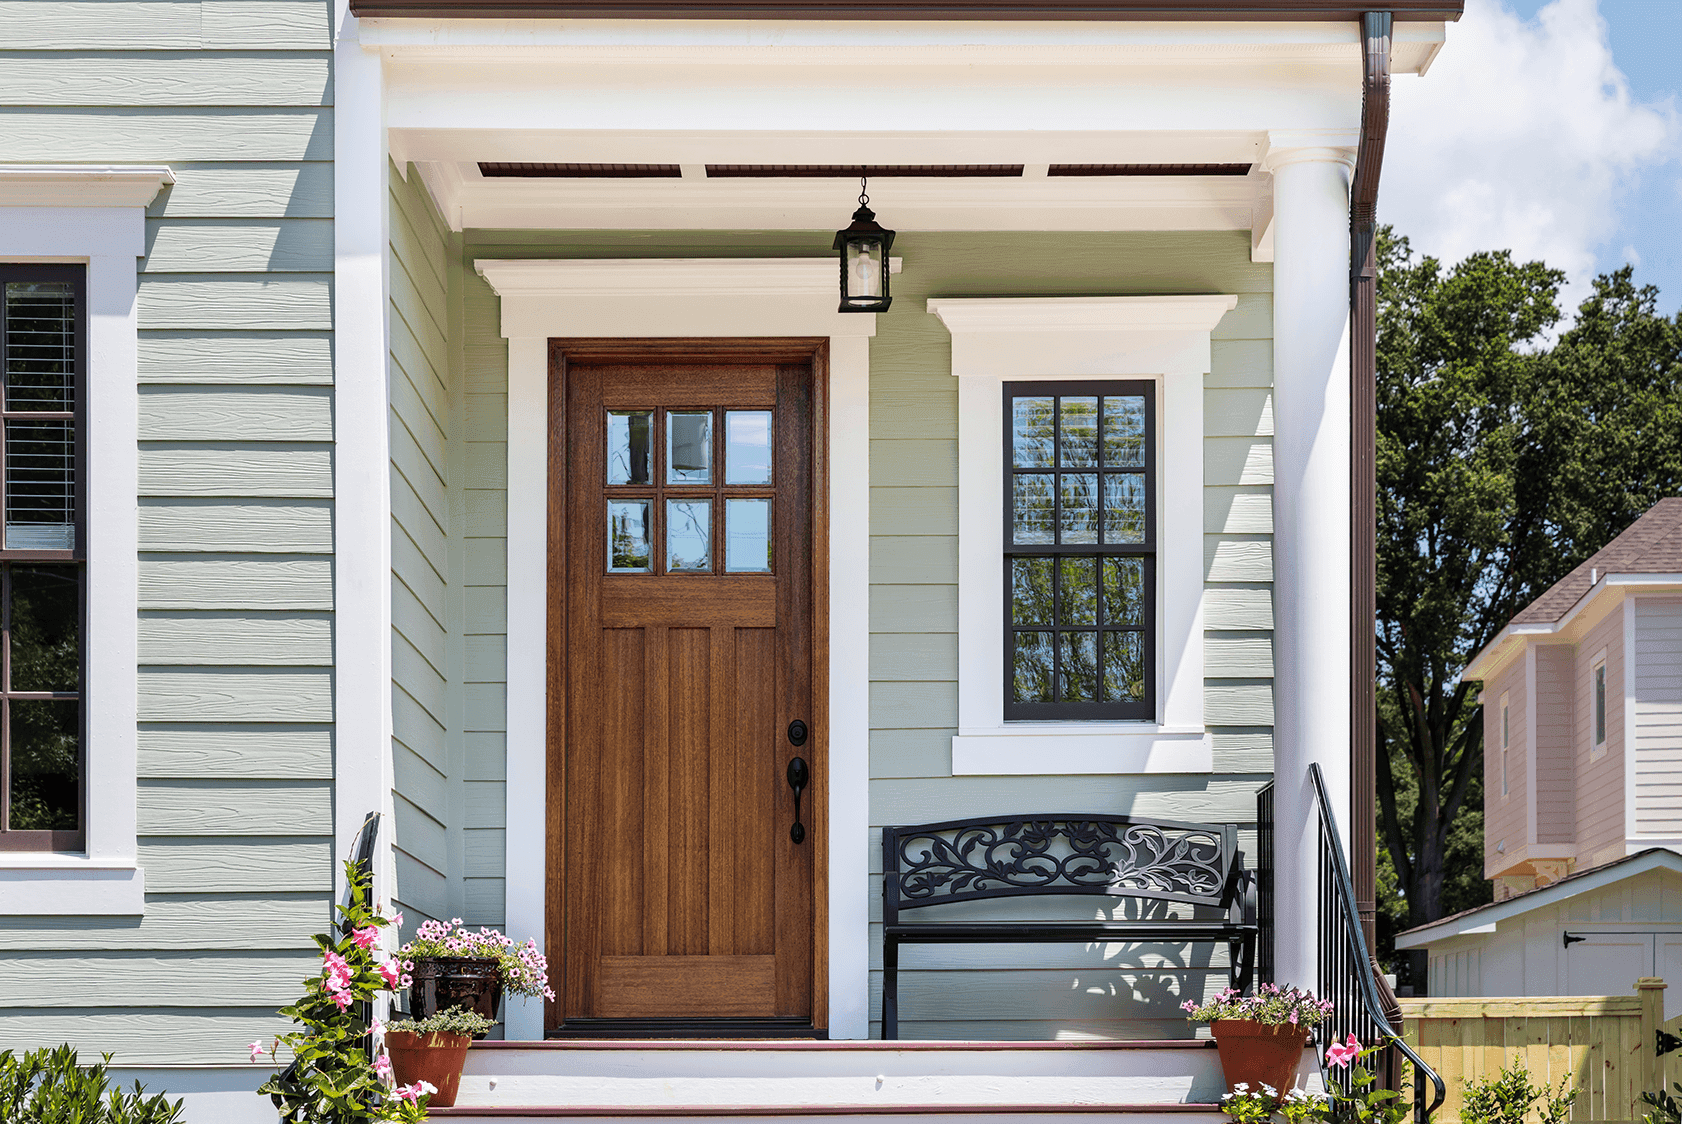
1374, 229, 1682, 985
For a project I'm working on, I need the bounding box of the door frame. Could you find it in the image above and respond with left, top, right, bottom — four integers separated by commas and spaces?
544, 337, 831, 1035
483, 256, 880, 1041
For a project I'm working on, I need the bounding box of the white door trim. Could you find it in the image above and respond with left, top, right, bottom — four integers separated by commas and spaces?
482, 256, 880, 1040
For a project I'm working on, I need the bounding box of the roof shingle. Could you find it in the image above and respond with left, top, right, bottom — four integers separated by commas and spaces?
1511, 497, 1682, 625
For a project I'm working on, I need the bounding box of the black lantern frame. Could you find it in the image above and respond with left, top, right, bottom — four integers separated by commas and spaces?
834, 177, 895, 313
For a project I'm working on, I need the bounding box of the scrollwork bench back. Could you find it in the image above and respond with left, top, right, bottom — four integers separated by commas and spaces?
880, 814, 1258, 1040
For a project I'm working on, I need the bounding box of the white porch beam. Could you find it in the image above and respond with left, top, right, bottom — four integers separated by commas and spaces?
1265, 132, 1354, 991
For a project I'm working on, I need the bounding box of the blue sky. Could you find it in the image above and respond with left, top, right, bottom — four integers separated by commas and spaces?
1381, 0, 1682, 320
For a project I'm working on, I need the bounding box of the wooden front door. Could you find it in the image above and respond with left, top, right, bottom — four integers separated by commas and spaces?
548, 340, 825, 1034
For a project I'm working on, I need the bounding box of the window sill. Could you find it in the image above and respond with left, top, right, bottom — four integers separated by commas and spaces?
0, 856, 144, 915
951, 726, 1211, 776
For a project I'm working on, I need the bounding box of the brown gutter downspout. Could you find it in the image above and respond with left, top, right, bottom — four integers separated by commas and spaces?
1350, 9, 1391, 969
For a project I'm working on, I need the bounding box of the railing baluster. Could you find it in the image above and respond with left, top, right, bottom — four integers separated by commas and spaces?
1307, 763, 1445, 1124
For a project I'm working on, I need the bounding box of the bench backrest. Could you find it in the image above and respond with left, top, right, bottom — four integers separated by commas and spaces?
883, 815, 1242, 924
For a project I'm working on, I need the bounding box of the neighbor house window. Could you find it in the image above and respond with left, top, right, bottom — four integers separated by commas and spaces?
1499, 691, 1509, 798
1003, 381, 1154, 720
1592, 657, 1607, 752
0, 265, 84, 852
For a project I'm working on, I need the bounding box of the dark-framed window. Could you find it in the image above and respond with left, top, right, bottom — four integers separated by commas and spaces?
1003, 380, 1155, 721
0, 265, 86, 853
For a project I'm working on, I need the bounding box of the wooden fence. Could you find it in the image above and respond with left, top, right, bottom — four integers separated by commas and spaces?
1399, 979, 1677, 1124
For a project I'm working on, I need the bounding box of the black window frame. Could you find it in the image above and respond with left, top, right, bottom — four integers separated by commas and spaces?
0, 263, 88, 854
1002, 379, 1156, 722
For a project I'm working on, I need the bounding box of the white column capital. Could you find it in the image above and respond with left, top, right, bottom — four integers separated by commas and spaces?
1261, 131, 1359, 174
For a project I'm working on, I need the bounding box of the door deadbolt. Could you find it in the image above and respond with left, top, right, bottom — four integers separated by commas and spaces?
787, 719, 808, 747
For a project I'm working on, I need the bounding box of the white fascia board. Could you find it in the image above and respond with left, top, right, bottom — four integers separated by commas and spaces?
1609, 574, 1682, 588
365, 18, 1367, 54
365, 17, 1442, 76
0, 165, 173, 209
1396, 850, 1682, 949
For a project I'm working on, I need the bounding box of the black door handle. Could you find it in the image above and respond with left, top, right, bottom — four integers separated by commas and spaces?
786, 756, 809, 845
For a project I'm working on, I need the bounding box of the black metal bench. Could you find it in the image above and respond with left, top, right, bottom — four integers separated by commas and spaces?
881, 814, 1258, 1039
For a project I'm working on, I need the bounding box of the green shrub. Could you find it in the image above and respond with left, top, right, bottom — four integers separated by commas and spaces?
1640, 1080, 1682, 1124
0, 1044, 184, 1124
1461, 1059, 1576, 1124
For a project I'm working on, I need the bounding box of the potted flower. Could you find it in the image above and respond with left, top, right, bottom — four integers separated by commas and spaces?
398, 919, 556, 1034
1182, 984, 1334, 1098
382, 1006, 496, 1109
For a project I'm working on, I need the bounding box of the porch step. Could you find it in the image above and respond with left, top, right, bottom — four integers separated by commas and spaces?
433, 1039, 1227, 1121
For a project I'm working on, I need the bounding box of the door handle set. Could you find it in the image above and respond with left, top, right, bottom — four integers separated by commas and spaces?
786, 720, 809, 845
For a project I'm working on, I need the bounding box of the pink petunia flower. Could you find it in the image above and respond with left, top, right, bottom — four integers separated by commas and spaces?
330, 989, 354, 1010
248, 1041, 264, 1063
374, 1053, 393, 1082
352, 926, 381, 950
377, 960, 404, 990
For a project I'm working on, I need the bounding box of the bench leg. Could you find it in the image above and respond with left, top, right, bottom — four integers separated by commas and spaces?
1231, 935, 1256, 994
883, 938, 900, 1040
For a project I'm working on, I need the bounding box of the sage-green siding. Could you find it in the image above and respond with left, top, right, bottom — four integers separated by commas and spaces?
0, 0, 335, 1065
389, 162, 457, 928
450, 230, 1274, 1038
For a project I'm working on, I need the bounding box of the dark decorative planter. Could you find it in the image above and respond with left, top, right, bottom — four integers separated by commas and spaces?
386, 1029, 472, 1108
1210, 1019, 1313, 1097
408, 956, 503, 1038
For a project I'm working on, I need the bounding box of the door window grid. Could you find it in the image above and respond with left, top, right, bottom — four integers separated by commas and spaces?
0, 265, 85, 853
604, 406, 773, 575
1003, 382, 1154, 721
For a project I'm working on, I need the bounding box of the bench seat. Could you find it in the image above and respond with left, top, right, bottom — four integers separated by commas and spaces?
881, 814, 1258, 1039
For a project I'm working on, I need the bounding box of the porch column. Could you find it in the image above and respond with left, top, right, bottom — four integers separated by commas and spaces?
1266, 137, 1355, 991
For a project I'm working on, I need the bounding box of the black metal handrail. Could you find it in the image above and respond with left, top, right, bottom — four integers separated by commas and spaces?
1310, 763, 1445, 1124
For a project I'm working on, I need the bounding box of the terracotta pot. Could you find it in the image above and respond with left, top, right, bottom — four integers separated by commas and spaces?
1210, 1019, 1313, 1098
385, 1028, 472, 1109
409, 956, 503, 1038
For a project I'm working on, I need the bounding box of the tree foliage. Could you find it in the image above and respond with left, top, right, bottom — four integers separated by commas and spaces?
1374, 228, 1682, 983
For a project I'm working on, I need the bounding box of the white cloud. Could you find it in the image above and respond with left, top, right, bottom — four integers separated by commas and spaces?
1382, 0, 1678, 313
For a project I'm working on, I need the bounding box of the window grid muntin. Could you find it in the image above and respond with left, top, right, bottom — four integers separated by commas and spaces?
1004, 380, 1155, 721
603, 405, 774, 576
0, 264, 86, 853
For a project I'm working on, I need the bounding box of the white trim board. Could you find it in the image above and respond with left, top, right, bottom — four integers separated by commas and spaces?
928, 295, 1236, 777
480, 256, 876, 1041
0, 168, 171, 914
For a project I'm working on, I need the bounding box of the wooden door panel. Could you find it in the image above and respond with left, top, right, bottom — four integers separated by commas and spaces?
552, 347, 820, 1031
595, 955, 776, 1018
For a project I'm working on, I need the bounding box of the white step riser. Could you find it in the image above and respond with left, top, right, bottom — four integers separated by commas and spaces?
456, 1073, 1218, 1108
464, 1046, 1219, 1080
455, 1046, 1227, 1111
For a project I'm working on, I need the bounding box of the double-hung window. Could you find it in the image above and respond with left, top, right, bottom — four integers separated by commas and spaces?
1003, 381, 1154, 720
0, 265, 85, 853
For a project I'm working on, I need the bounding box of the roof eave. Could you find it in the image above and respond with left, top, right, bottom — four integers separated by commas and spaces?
1395, 850, 1682, 949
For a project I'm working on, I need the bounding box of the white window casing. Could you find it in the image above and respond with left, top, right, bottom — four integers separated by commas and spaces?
930, 295, 1237, 776
1500, 689, 1510, 799
0, 165, 172, 914
1591, 646, 1609, 758
480, 256, 887, 1041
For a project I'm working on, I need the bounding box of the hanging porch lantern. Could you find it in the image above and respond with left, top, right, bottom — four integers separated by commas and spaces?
834, 175, 894, 313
